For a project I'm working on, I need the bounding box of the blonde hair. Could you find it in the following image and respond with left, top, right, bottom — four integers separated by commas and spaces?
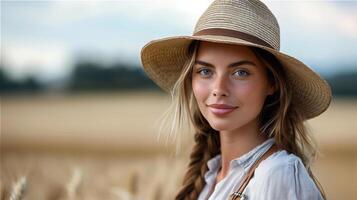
158, 41, 326, 200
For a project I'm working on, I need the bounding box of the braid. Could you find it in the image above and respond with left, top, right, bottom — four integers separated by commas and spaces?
175, 132, 209, 200
175, 111, 220, 200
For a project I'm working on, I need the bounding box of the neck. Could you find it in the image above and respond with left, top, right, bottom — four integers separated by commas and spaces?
217, 119, 268, 180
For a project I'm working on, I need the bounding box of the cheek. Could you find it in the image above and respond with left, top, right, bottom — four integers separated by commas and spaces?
192, 78, 210, 116
192, 78, 208, 101
235, 81, 268, 106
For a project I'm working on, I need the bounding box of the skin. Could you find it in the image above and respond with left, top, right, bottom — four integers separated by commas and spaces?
191, 41, 275, 184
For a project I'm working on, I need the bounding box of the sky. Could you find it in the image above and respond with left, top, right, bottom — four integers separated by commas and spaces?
1, 0, 357, 83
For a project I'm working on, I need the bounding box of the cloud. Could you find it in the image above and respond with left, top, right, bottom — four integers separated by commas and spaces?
264, 0, 357, 39
293, 1, 357, 39
3, 0, 212, 29
2, 39, 71, 81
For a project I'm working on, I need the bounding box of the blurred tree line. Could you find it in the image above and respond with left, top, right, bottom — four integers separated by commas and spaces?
0, 62, 356, 97
67, 61, 159, 92
0, 61, 161, 94
0, 69, 42, 93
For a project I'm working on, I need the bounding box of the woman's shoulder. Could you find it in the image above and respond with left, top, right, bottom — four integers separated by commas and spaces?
246, 149, 324, 199
257, 149, 304, 173
254, 149, 312, 182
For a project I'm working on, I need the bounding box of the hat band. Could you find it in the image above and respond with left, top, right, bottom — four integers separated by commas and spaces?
193, 28, 274, 49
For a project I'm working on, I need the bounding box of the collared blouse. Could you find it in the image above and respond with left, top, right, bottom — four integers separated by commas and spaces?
198, 138, 324, 200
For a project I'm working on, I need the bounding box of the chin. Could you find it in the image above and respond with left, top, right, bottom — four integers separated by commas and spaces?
208, 121, 236, 131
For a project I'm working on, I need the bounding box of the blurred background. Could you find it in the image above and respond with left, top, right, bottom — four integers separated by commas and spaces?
1, 0, 356, 199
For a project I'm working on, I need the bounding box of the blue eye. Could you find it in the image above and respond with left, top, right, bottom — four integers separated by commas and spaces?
234, 70, 249, 77
197, 68, 211, 76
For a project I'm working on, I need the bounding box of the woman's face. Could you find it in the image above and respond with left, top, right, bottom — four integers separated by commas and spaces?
191, 41, 275, 132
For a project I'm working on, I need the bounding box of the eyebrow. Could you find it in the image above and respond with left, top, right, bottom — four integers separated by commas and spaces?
194, 60, 257, 68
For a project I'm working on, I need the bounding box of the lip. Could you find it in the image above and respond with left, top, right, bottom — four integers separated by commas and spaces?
207, 104, 238, 116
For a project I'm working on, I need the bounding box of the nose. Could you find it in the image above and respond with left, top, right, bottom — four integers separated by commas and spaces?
212, 74, 229, 97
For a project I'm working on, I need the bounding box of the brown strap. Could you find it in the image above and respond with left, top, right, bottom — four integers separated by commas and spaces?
193, 28, 274, 49
230, 144, 279, 200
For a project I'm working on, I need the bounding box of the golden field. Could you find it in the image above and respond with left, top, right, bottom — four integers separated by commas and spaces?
1, 92, 357, 200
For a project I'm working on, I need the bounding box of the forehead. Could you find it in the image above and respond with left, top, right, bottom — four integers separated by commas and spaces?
195, 41, 261, 64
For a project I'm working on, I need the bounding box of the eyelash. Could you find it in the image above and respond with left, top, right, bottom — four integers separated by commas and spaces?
196, 67, 250, 78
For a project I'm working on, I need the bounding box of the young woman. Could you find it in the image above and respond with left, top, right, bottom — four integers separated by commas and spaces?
141, 0, 332, 199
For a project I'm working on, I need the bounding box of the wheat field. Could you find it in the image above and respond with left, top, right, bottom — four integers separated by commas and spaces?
1, 92, 357, 199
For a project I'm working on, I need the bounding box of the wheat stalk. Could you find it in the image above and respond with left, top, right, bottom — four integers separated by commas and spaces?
111, 187, 134, 200
9, 176, 27, 200
66, 167, 82, 199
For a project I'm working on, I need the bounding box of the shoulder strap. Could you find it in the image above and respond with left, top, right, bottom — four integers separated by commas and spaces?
230, 144, 279, 200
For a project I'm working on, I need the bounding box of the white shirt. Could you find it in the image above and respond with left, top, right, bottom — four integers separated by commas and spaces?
198, 138, 324, 200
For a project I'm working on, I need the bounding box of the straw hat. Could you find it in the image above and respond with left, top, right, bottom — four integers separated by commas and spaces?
140, 0, 332, 120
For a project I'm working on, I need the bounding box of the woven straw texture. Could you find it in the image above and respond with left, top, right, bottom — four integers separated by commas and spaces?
194, 0, 280, 50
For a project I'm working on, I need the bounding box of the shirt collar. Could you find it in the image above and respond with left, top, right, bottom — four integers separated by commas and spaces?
206, 137, 275, 174
231, 137, 275, 170
207, 153, 222, 172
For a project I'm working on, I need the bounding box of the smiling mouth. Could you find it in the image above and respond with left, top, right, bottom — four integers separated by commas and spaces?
208, 107, 237, 116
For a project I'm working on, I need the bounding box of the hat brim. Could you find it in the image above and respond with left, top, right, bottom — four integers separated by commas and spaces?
140, 35, 332, 119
